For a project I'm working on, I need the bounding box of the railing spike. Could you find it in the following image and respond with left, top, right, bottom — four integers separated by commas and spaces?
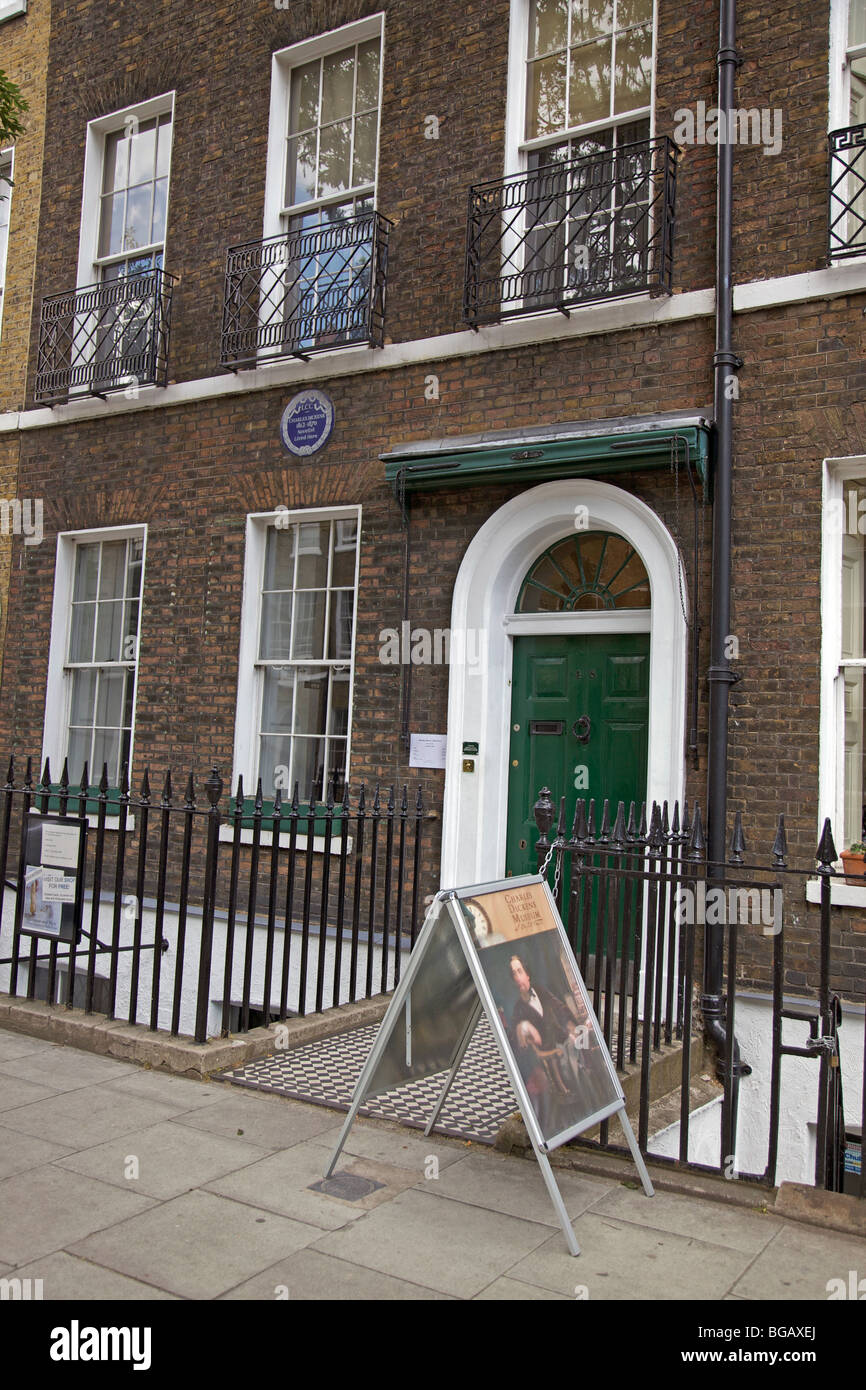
24, 755, 32, 789
688, 803, 706, 858
4, 755, 14, 789
816, 817, 837, 869
162, 768, 172, 804
586, 797, 597, 840
119, 762, 130, 797
571, 798, 588, 847
611, 800, 627, 848
234, 772, 244, 808
99, 763, 109, 795
670, 800, 680, 836
140, 767, 151, 801
626, 800, 637, 841
39, 756, 51, 792
772, 814, 788, 868
206, 766, 222, 808
253, 778, 263, 812
661, 800, 670, 836
184, 771, 195, 807
638, 802, 647, 839
729, 809, 746, 865
598, 798, 611, 840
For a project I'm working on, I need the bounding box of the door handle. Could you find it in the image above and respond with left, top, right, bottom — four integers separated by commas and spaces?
573, 715, 591, 744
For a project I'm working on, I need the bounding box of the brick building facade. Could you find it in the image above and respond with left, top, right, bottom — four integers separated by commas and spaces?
1, 0, 866, 1026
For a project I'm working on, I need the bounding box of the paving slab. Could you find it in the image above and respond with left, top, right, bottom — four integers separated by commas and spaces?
587, 1185, 784, 1255
9, 1251, 178, 1300
507, 1212, 755, 1300
730, 1223, 866, 1301
418, 1150, 615, 1226
474, 1276, 570, 1300
102, 1069, 228, 1111
0, 1030, 60, 1062
55, 1120, 273, 1200
220, 1247, 454, 1301
68, 1190, 323, 1300
203, 1141, 414, 1230
309, 1119, 469, 1177
171, 1090, 338, 1151
311, 1186, 554, 1298
0, 1124, 75, 1181
0, 1164, 157, 1266
0, 1048, 136, 1091
0, 1074, 61, 1111
0, 1085, 187, 1149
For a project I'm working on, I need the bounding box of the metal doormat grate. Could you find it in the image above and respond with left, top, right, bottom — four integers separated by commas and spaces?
217, 1015, 516, 1145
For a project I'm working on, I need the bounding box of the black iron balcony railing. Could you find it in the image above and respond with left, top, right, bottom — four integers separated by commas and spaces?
464, 135, 677, 328
35, 268, 176, 406
829, 122, 866, 261
221, 210, 392, 369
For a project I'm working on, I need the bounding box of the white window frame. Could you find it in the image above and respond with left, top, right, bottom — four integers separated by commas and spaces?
231, 506, 362, 813
504, 0, 658, 181
76, 93, 176, 292
0, 2, 27, 23
262, 15, 385, 245
42, 524, 148, 790
830, 0, 866, 130
0, 146, 13, 343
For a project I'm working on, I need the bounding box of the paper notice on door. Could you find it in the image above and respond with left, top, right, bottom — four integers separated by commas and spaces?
409, 734, 447, 769
41, 869, 76, 904
40, 824, 80, 869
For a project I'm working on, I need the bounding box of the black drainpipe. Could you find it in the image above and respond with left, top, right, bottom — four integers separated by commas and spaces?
706, 0, 750, 1152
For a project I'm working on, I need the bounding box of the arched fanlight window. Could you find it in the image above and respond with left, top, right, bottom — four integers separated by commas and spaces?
517, 531, 651, 613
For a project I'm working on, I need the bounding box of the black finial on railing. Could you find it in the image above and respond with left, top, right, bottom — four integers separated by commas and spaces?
253, 778, 263, 813
272, 784, 283, 820
162, 769, 172, 805
60, 758, 69, 794
586, 797, 597, 840
611, 800, 627, 849
184, 772, 196, 808
140, 767, 151, 802
816, 818, 836, 871
647, 802, 664, 850
309, 781, 319, 817
401, 785, 408, 815
670, 800, 680, 837
291, 781, 299, 814
555, 794, 567, 839
598, 798, 611, 841
372, 783, 380, 814
772, 814, 788, 869
626, 801, 637, 842
729, 810, 746, 866
119, 763, 130, 797
681, 799, 691, 839
233, 773, 244, 810
387, 784, 395, 815
571, 798, 588, 848
99, 764, 109, 796
533, 787, 555, 846
661, 800, 670, 837
4, 756, 13, 789
415, 785, 424, 816
206, 766, 223, 809
638, 802, 647, 839
38, 757, 51, 793
24, 756, 33, 790
358, 784, 367, 814
688, 803, 706, 859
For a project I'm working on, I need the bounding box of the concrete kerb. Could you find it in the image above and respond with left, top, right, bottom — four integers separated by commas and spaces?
0, 991, 390, 1079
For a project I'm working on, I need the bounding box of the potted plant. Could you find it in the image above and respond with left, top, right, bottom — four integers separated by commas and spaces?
840, 842, 866, 885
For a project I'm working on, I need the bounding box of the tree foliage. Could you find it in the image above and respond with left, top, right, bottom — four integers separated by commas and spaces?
0, 67, 28, 150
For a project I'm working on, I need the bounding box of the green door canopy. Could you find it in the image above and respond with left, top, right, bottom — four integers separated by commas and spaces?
382, 411, 713, 496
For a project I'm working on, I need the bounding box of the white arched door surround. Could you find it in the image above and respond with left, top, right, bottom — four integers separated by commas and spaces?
440, 478, 688, 888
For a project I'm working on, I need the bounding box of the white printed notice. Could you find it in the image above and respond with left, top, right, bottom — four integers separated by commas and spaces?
41, 869, 76, 904
409, 734, 447, 770
40, 824, 80, 869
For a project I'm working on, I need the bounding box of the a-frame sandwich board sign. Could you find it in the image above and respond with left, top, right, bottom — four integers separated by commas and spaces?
325, 873, 654, 1256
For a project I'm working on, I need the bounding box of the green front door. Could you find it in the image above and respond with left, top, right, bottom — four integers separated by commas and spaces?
506, 632, 650, 877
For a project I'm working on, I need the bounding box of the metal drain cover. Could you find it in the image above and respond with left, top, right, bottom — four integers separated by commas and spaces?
308, 1171, 386, 1202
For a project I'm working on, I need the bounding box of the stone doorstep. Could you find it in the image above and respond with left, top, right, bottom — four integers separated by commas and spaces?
0, 991, 390, 1079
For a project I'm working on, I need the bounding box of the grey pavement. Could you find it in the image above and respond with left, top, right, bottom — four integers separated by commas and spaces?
0, 1025, 863, 1301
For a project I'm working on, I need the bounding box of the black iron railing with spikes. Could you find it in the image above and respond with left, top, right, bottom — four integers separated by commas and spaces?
829, 122, 866, 261
532, 787, 863, 1200
0, 757, 427, 1044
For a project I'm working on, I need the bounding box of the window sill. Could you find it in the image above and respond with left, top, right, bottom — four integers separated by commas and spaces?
805, 877, 866, 907
218, 825, 353, 854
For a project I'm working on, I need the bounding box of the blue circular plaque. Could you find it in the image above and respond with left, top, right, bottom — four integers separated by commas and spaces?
280, 390, 335, 457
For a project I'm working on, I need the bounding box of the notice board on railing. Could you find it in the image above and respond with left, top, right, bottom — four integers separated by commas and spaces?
18, 813, 87, 945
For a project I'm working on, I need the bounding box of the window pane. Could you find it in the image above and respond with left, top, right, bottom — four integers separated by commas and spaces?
850, 0, 866, 47
102, 130, 130, 193
328, 591, 354, 659
155, 114, 173, 178
844, 668, 865, 847
259, 734, 292, 797
99, 542, 126, 599
290, 59, 321, 133
617, 0, 652, 27
325, 738, 347, 795
285, 131, 318, 206
317, 119, 352, 199
614, 21, 652, 113
291, 590, 326, 660
99, 192, 126, 258
569, 0, 612, 44
123, 183, 153, 252
293, 737, 325, 801
259, 592, 293, 661
69, 603, 96, 663
569, 38, 612, 126
328, 669, 350, 738
295, 523, 330, 588
261, 666, 295, 733
352, 110, 378, 187
530, 0, 568, 57
95, 602, 124, 662
356, 39, 380, 110
70, 669, 97, 726
126, 539, 144, 597
264, 527, 295, 591
67, 729, 91, 783
295, 667, 329, 735
92, 728, 121, 783
128, 119, 157, 187
73, 545, 100, 601
96, 668, 125, 727
331, 520, 358, 586
322, 49, 356, 123
526, 52, 567, 137
151, 179, 168, 245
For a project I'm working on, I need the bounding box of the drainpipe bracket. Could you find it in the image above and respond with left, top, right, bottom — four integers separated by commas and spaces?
713, 350, 743, 370
717, 46, 744, 68
707, 665, 740, 685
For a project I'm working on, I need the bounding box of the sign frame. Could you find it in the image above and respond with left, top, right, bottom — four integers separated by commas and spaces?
17, 811, 87, 945
325, 873, 653, 1256
279, 389, 335, 457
